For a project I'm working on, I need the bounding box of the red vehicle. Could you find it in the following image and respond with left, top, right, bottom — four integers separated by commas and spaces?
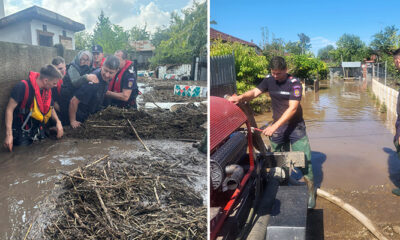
209, 96, 308, 240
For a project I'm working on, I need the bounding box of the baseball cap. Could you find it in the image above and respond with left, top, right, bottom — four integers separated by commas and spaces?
92, 45, 103, 53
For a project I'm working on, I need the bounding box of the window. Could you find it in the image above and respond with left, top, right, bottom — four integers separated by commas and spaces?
39, 34, 52, 47
42, 24, 47, 32
37, 30, 54, 47
62, 30, 67, 37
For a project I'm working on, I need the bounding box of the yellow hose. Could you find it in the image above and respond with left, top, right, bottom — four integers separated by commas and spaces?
317, 189, 388, 240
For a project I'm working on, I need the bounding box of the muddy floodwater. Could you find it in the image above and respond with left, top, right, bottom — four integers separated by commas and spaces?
255, 81, 400, 239
0, 138, 206, 239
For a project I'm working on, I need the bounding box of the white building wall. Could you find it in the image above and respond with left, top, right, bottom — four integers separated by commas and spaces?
30, 19, 75, 49
0, 20, 32, 44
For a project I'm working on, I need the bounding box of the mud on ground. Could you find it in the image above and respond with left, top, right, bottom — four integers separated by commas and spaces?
307, 185, 400, 240
67, 104, 207, 141
138, 77, 207, 103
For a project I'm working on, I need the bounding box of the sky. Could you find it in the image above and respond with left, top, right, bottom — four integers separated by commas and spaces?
211, 0, 400, 55
4, 0, 203, 33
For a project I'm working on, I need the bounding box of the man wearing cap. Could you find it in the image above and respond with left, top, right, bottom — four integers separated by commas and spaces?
92, 44, 106, 69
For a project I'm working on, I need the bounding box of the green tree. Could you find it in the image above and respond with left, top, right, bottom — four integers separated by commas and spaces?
150, 1, 207, 66
332, 34, 367, 63
317, 45, 335, 62
151, 26, 170, 47
370, 25, 400, 57
130, 25, 150, 41
298, 33, 311, 54
92, 11, 130, 54
285, 41, 302, 55
74, 31, 92, 51
263, 37, 285, 62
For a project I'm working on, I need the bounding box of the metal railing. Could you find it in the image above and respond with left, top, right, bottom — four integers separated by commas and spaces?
372, 62, 398, 88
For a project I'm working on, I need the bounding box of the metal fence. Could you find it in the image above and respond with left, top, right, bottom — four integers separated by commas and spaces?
210, 54, 237, 97
372, 62, 398, 88
191, 56, 207, 81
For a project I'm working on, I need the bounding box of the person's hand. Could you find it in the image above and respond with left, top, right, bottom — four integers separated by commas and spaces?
56, 121, 64, 139
262, 125, 278, 137
228, 95, 241, 104
87, 74, 99, 84
4, 135, 13, 152
70, 120, 81, 129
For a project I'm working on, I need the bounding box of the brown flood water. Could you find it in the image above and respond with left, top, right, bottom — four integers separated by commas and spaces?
0, 138, 206, 239
255, 81, 400, 239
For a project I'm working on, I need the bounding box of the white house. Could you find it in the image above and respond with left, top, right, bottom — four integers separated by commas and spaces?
0, 4, 84, 49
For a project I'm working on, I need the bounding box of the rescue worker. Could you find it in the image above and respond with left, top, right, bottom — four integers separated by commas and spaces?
228, 56, 316, 209
391, 48, 400, 196
58, 51, 97, 125
69, 56, 120, 128
51, 56, 67, 113
92, 44, 106, 69
4, 64, 64, 151
105, 50, 139, 109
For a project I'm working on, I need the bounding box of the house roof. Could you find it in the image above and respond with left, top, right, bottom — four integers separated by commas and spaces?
342, 62, 361, 68
210, 27, 260, 50
0, 5, 85, 32
130, 40, 155, 52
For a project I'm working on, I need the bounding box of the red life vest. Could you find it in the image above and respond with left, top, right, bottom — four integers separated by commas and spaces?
56, 79, 63, 95
20, 72, 52, 123
108, 60, 132, 93
93, 57, 106, 69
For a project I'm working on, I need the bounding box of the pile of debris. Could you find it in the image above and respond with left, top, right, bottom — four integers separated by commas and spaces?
67, 104, 207, 141
43, 148, 206, 239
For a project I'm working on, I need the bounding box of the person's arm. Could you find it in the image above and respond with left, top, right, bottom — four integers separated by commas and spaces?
106, 89, 132, 102
4, 98, 18, 151
51, 108, 63, 139
54, 102, 60, 112
69, 67, 99, 88
69, 96, 81, 128
228, 88, 263, 104
262, 99, 300, 136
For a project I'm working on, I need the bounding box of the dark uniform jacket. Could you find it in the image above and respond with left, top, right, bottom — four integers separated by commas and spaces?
74, 69, 108, 122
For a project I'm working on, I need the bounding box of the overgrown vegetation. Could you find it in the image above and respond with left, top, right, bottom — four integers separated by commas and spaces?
150, 2, 207, 67
210, 40, 270, 113
210, 40, 268, 84
75, 2, 206, 68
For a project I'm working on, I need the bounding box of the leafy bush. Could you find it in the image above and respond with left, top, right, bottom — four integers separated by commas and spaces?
236, 82, 271, 113
285, 54, 328, 81
211, 40, 269, 85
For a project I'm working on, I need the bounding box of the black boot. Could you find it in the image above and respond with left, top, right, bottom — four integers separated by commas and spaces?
304, 177, 316, 209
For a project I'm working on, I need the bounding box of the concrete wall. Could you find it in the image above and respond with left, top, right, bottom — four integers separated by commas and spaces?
0, 20, 32, 45
372, 78, 398, 115
31, 19, 75, 49
0, 41, 78, 140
